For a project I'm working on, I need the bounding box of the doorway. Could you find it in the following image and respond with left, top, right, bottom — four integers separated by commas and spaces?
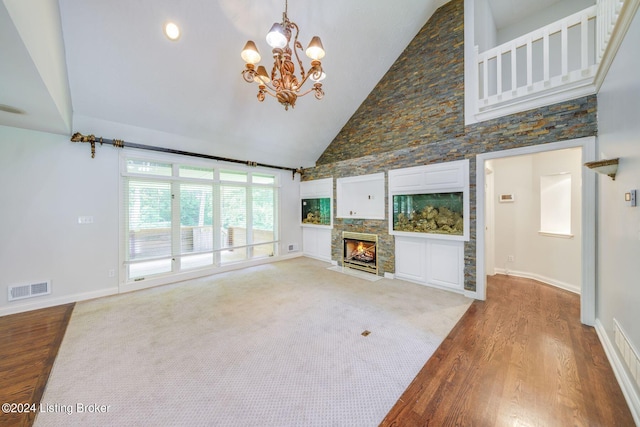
475, 137, 596, 325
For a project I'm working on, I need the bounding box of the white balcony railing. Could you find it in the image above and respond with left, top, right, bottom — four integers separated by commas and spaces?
597, 0, 625, 61
473, 0, 627, 118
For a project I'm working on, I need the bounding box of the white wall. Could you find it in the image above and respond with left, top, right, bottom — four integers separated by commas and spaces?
0, 125, 120, 313
496, 0, 595, 44
490, 148, 582, 293
0, 125, 302, 315
474, 0, 497, 52
596, 6, 640, 374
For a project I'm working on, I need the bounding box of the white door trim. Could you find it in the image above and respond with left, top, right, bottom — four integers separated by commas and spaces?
475, 136, 596, 325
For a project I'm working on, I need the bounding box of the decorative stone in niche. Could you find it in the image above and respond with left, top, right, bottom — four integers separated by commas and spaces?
388, 159, 470, 241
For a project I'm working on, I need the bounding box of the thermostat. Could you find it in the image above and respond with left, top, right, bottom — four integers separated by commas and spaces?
625, 190, 637, 207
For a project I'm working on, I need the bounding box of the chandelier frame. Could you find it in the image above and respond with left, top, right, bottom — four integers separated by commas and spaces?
241, 1, 325, 110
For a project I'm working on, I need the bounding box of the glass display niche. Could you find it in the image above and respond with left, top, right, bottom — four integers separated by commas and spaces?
392, 192, 464, 235
301, 198, 331, 226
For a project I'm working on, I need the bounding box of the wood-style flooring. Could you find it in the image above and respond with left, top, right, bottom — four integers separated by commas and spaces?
0, 275, 634, 426
381, 274, 635, 426
0, 303, 74, 427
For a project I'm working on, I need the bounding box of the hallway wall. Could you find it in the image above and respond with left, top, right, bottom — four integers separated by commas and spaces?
489, 148, 582, 293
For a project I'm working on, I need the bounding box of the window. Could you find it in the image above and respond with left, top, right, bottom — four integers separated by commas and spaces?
540, 173, 572, 236
127, 179, 173, 278
123, 157, 279, 282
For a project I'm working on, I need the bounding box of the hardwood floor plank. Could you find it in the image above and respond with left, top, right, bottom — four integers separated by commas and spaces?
0, 303, 74, 427
381, 275, 634, 427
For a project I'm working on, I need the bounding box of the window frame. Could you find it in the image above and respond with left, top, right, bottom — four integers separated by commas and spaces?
538, 172, 574, 238
120, 152, 281, 286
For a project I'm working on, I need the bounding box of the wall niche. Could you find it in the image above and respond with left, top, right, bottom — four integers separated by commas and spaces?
336, 172, 385, 219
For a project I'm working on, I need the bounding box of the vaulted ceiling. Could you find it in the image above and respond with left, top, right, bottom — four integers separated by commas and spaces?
0, 0, 566, 168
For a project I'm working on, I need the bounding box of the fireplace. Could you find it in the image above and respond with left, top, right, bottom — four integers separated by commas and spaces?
342, 232, 378, 275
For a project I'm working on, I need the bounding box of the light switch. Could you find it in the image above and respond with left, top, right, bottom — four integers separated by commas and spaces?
625, 190, 637, 207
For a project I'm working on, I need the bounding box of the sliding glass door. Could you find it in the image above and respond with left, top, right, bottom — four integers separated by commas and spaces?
122, 157, 279, 283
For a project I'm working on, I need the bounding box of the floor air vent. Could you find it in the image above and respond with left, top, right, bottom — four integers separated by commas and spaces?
8, 280, 51, 302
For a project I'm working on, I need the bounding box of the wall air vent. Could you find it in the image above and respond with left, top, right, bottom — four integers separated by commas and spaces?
614, 318, 640, 389
8, 280, 51, 302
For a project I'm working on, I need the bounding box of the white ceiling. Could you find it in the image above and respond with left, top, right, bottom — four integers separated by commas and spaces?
1, 0, 558, 168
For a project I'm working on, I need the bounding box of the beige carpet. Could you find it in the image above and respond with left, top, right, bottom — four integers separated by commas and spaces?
35, 257, 471, 426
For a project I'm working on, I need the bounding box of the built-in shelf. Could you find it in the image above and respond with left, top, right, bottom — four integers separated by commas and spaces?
300, 178, 333, 228
389, 160, 470, 293
336, 172, 385, 219
300, 178, 333, 261
388, 160, 470, 241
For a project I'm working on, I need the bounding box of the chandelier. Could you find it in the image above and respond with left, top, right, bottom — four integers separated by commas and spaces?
240, 0, 325, 110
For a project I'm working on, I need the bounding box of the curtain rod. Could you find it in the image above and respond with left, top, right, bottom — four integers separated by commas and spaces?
70, 132, 304, 179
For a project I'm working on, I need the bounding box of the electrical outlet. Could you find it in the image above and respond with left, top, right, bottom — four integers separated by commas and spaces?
108, 269, 115, 278
507, 255, 515, 262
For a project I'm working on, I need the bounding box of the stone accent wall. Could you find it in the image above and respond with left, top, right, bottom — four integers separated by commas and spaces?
303, 0, 598, 291
317, 0, 465, 165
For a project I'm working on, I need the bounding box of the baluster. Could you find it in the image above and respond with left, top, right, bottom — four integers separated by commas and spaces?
496, 52, 502, 97
581, 13, 589, 71
483, 56, 488, 102
607, 0, 613, 42
597, 0, 604, 61
511, 45, 517, 93
561, 21, 568, 78
610, 0, 615, 33
474, 45, 481, 109
527, 39, 533, 89
543, 29, 550, 84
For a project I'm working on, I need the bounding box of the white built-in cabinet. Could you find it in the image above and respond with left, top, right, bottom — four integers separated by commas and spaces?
395, 237, 464, 291
389, 160, 469, 293
300, 178, 333, 262
302, 227, 332, 262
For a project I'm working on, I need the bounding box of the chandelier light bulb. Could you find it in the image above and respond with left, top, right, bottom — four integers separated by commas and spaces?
305, 36, 325, 60
266, 23, 287, 49
254, 66, 271, 84
241, 41, 261, 64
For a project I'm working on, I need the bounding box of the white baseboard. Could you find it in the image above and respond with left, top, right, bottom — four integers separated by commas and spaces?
302, 253, 333, 263
493, 268, 580, 294
594, 319, 640, 425
1, 253, 305, 316
120, 252, 305, 293
0, 287, 119, 317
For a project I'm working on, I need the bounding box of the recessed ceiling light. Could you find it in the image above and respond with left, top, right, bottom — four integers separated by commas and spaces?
164, 22, 180, 41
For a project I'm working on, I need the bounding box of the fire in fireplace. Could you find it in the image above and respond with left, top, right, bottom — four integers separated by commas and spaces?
342, 232, 378, 274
